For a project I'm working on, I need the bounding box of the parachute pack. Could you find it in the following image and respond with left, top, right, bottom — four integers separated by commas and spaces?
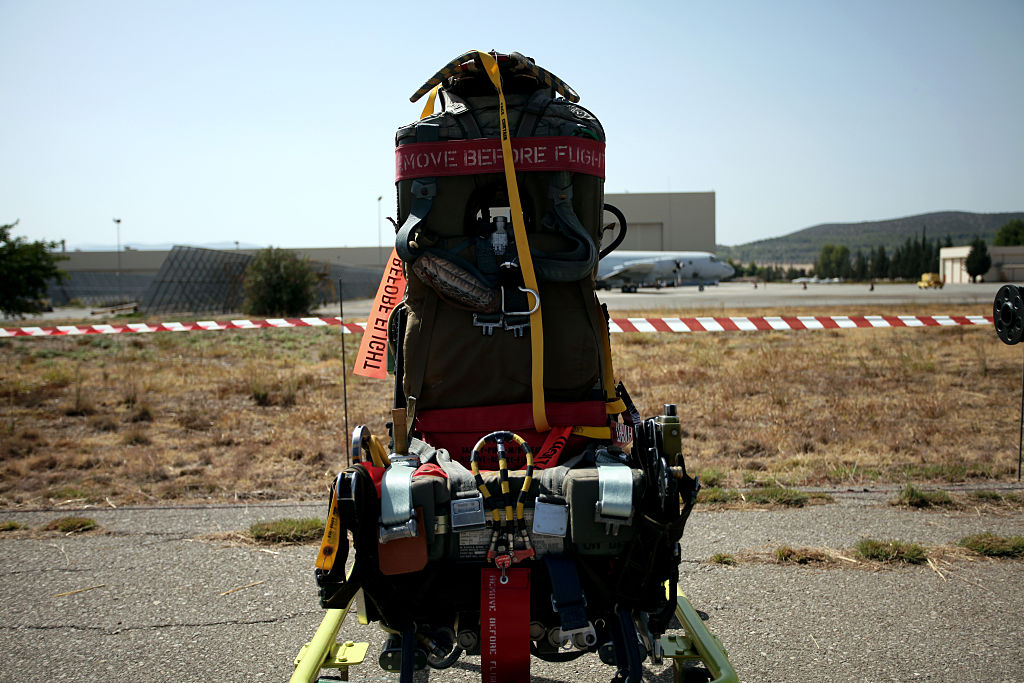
305, 51, 726, 683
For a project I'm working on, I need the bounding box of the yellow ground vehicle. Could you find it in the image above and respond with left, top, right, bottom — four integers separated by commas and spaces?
918, 273, 944, 289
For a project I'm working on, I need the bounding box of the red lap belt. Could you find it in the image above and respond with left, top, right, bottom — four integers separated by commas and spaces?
480, 568, 531, 683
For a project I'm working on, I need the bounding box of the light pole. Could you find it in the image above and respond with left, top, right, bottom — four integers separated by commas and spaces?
377, 195, 383, 266
113, 218, 122, 302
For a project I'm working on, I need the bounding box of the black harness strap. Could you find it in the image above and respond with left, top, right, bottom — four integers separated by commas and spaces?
515, 88, 554, 137
395, 124, 440, 263
544, 553, 591, 636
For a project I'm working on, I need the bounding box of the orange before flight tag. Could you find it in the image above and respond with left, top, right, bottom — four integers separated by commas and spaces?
353, 248, 407, 379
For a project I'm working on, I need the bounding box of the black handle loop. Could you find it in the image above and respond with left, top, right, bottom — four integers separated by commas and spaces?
600, 203, 628, 259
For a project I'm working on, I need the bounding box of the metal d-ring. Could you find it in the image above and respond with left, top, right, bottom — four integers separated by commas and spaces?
501, 286, 540, 316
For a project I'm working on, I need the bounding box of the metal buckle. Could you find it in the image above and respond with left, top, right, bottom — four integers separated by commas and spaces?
450, 491, 486, 531
595, 464, 634, 536
563, 624, 598, 650
378, 518, 418, 544
472, 313, 502, 336
378, 459, 418, 543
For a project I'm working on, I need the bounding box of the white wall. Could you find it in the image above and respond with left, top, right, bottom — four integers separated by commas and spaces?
604, 192, 716, 252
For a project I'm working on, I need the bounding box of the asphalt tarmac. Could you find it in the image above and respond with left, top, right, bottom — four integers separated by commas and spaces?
2, 487, 1022, 682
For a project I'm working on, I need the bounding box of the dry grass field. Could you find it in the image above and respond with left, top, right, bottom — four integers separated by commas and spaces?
1, 303, 1018, 508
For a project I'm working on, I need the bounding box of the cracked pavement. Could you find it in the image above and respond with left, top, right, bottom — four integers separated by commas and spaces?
1, 490, 1023, 682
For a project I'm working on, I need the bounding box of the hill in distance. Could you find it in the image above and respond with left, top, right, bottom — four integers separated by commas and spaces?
717, 210, 1024, 265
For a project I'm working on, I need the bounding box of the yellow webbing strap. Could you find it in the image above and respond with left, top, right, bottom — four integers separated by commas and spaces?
368, 435, 391, 468
570, 425, 613, 440
477, 50, 549, 432
315, 487, 342, 572
599, 315, 620, 413
420, 84, 441, 120
605, 398, 626, 415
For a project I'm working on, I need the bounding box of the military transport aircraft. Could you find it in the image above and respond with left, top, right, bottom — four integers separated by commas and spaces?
596, 251, 735, 292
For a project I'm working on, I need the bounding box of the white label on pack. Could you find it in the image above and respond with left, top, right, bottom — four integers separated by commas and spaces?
532, 500, 569, 537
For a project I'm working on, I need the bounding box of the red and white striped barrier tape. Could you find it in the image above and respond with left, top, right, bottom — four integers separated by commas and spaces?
0, 317, 364, 337
608, 314, 993, 333
0, 314, 993, 338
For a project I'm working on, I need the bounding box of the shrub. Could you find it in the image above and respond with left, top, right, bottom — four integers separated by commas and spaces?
248, 518, 324, 544
895, 484, 955, 508
856, 538, 926, 564
745, 486, 810, 507
177, 408, 212, 431
88, 414, 119, 432
42, 517, 97, 534
775, 546, 828, 564
130, 403, 155, 422
64, 375, 96, 416
242, 247, 317, 317
698, 468, 725, 488
967, 491, 1024, 507
698, 487, 740, 504
958, 533, 1024, 558
121, 427, 151, 445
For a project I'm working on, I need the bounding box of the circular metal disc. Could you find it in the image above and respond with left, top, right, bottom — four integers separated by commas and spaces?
994, 284, 1024, 345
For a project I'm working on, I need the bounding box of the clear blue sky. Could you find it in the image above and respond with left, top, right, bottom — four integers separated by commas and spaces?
2, 0, 1021, 251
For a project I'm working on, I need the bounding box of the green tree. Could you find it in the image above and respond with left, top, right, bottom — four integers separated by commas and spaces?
870, 245, 889, 280
0, 220, 68, 318
784, 266, 807, 280
852, 250, 868, 281
965, 237, 992, 283
815, 244, 851, 279
994, 218, 1024, 246
242, 247, 317, 317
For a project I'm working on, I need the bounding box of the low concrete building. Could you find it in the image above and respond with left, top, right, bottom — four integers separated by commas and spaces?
940, 245, 1024, 283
